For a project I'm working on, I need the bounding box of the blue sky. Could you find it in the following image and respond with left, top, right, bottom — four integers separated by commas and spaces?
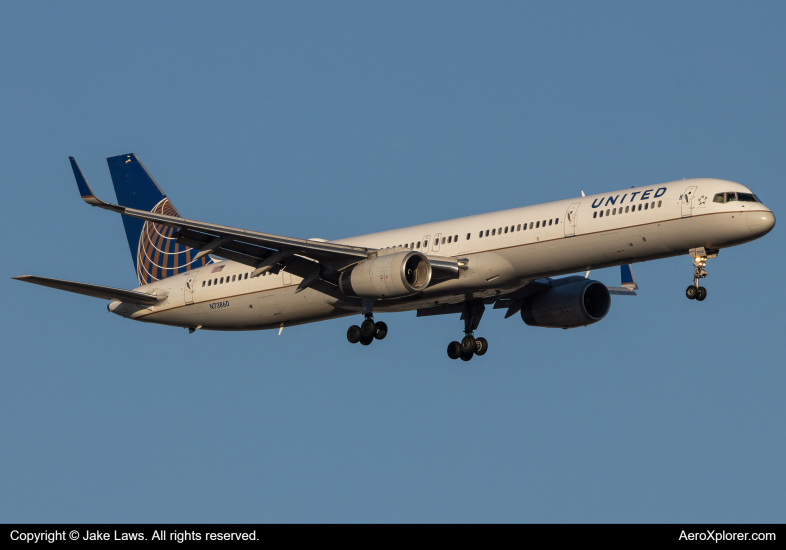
1, 1, 784, 522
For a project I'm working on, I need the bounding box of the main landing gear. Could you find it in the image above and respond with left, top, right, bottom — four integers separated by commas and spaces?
447, 300, 489, 361
347, 315, 387, 346
686, 247, 717, 302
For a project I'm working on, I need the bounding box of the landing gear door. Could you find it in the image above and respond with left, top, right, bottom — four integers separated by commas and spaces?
564, 202, 580, 237
682, 186, 698, 218
184, 270, 199, 304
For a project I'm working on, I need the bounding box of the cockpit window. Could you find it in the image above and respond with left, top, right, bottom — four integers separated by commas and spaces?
713, 192, 760, 204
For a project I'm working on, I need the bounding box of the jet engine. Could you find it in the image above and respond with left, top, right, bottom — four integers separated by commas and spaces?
339, 251, 432, 299
520, 277, 611, 328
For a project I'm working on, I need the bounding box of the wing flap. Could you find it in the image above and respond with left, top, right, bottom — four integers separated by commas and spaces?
13, 275, 161, 305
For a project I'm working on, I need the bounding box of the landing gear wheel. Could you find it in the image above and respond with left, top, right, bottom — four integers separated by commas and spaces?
461, 335, 476, 354
360, 319, 377, 338
686, 285, 698, 300
374, 321, 388, 340
447, 341, 461, 360
460, 350, 474, 361
347, 325, 361, 344
475, 337, 488, 356
696, 286, 707, 301
359, 335, 373, 346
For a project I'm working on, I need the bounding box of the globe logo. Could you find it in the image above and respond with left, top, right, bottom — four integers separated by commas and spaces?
136, 198, 212, 285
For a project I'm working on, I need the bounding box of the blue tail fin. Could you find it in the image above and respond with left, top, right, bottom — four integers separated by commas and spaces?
106, 153, 212, 286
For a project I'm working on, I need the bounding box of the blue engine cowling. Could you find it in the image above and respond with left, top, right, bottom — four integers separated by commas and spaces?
520, 277, 611, 328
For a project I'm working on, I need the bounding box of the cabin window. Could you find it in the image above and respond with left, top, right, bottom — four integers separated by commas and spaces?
441, 237, 446, 244
528, 222, 532, 229
594, 212, 597, 218
625, 206, 629, 213
548, 219, 552, 226
478, 231, 483, 238
516, 224, 520, 231
214, 278, 217, 285
245, 273, 248, 279
644, 203, 648, 210
638, 204, 642, 211
536, 221, 540, 228
202, 281, 206, 287
658, 201, 662, 208
447, 236, 452, 243
424, 239, 428, 247
504, 227, 508, 234
208, 280, 211, 286
599, 211, 603, 217
466, 234, 470, 241
492, 229, 496, 236
651, 202, 655, 209
484, 230, 488, 237
555, 218, 559, 224
612, 208, 616, 215
523, 223, 527, 230
454, 235, 458, 242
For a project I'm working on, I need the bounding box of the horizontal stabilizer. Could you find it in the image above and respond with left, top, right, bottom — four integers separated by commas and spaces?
13, 275, 162, 305
607, 287, 637, 296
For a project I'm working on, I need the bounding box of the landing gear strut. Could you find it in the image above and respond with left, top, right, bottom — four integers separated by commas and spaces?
686, 247, 717, 302
447, 300, 489, 361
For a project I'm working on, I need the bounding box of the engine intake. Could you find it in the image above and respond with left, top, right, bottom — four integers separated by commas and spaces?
521, 278, 611, 328
339, 251, 432, 299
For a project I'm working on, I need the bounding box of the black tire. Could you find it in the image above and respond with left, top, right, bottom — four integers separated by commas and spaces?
347, 325, 361, 344
686, 285, 698, 300
696, 287, 707, 301
475, 337, 488, 356
461, 334, 476, 354
360, 319, 377, 338
447, 341, 461, 360
359, 335, 373, 346
374, 321, 388, 340
460, 350, 473, 361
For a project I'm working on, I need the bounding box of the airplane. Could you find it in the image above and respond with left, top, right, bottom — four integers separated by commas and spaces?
14, 154, 776, 361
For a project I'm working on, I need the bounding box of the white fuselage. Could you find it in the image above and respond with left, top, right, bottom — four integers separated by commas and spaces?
114, 178, 774, 331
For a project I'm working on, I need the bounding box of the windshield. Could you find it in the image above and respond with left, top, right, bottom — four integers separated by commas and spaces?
713, 192, 759, 204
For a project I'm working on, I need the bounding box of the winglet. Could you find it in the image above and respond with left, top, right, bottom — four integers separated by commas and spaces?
69, 157, 123, 212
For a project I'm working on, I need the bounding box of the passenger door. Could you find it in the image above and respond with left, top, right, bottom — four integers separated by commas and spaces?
422, 235, 430, 253
184, 270, 199, 304
682, 186, 698, 218
564, 202, 580, 237
432, 233, 442, 253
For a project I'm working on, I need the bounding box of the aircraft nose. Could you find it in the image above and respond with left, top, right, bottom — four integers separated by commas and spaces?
747, 210, 776, 236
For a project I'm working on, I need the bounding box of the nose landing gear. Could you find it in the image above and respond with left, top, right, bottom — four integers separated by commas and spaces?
447, 300, 489, 361
686, 247, 718, 301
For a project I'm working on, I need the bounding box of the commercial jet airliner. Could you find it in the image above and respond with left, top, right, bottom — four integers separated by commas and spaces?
15, 154, 775, 360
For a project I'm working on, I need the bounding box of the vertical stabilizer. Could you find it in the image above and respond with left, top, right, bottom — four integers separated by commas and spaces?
106, 154, 212, 285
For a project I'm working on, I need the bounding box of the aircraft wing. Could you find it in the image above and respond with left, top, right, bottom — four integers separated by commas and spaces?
70, 158, 371, 276
13, 275, 162, 305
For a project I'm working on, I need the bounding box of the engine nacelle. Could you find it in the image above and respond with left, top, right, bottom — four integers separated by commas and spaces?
520, 278, 611, 328
339, 251, 432, 299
